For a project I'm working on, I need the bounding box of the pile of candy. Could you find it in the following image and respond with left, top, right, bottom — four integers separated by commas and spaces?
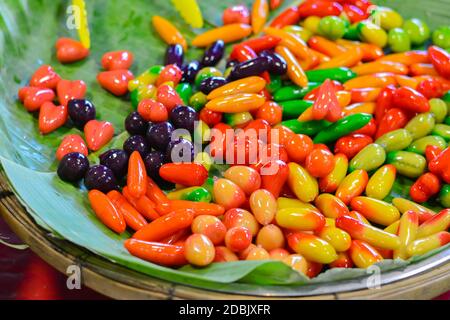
16, 0, 450, 277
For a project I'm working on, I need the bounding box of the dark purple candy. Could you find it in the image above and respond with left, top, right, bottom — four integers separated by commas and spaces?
226, 59, 239, 68
165, 138, 194, 163
260, 50, 287, 75
84, 165, 118, 193
123, 135, 149, 157
181, 60, 200, 83
57, 152, 89, 182
169, 105, 198, 132
165, 44, 184, 66
99, 149, 129, 179
199, 77, 227, 95
144, 150, 166, 178
125, 111, 148, 135
146, 121, 174, 151
228, 56, 271, 80
67, 99, 96, 128
201, 40, 225, 67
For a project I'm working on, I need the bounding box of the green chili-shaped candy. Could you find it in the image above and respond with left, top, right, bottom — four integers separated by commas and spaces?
273, 83, 321, 102
344, 23, 360, 40
386, 151, 426, 178
130, 89, 139, 108
266, 74, 282, 93
305, 68, 356, 83
349, 143, 386, 172
313, 113, 372, 144
439, 184, 450, 208
432, 124, 450, 141
430, 98, 448, 123
375, 129, 413, 152
407, 135, 447, 154
281, 119, 331, 135
167, 186, 212, 203
279, 100, 313, 120
445, 117, 450, 126
176, 83, 193, 104
405, 112, 435, 140
189, 91, 208, 111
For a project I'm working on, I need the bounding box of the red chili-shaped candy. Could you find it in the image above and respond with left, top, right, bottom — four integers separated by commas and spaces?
137, 99, 168, 122
416, 77, 445, 99
428, 147, 450, 183
375, 85, 396, 122
159, 163, 208, 187
239, 35, 282, 53
410, 173, 441, 203
392, 87, 430, 113
335, 134, 373, 159
270, 6, 301, 29
305, 147, 335, 178
222, 4, 251, 25
375, 108, 409, 139
428, 46, 450, 79
298, 0, 343, 18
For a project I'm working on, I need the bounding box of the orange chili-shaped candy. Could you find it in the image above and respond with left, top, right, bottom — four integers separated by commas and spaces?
344, 73, 397, 90
335, 169, 368, 205
132, 209, 194, 241
298, 0, 343, 18
319, 153, 348, 193
308, 36, 347, 57
353, 118, 377, 137
410, 63, 439, 77
122, 186, 160, 221
287, 232, 337, 264
270, 0, 283, 10
352, 61, 408, 76
375, 108, 409, 139
146, 177, 169, 204
159, 163, 208, 187
239, 35, 282, 53
314, 193, 349, 219
374, 84, 396, 122
127, 151, 147, 198
270, 6, 301, 29
336, 39, 383, 62
410, 173, 441, 203
350, 196, 400, 226
152, 16, 187, 50
264, 27, 309, 60
395, 75, 419, 89
349, 240, 383, 268
336, 215, 400, 250
416, 209, 450, 239
317, 47, 363, 69
275, 45, 308, 87
342, 102, 376, 116
207, 76, 266, 100
107, 190, 147, 231
350, 88, 382, 103
124, 239, 187, 267
334, 134, 373, 160
88, 190, 126, 234
156, 200, 225, 217
251, 0, 269, 34
393, 210, 419, 260
378, 50, 430, 66
206, 93, 266, 113
329, 252, 354, 269
260, 160, 289, 198
192, 23, 252, 47
305, 147, 335, 178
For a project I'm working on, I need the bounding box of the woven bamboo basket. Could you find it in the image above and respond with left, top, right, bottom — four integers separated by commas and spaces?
0, 0, 449, 299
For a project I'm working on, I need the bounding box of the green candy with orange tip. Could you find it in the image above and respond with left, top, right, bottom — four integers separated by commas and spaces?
281, 119, 330, 135
305, 68, 356, 83
439, 185, 450, 208
175, 83, 193, 104
223, 111, 253, 127
357, 21, 388, 48
313, 113, 372, 144
349, 143, 386, 172
429, 98, 447, 123
386, 151, 426, 178
407, 135, 447, 155
273, 83, 321, 102
432, 124, 450, 141
375, 129, 413, 152
189, 91, 208, 111
279, 100, 313, 119
167, 186, 211, 203
404, 112, 435, 140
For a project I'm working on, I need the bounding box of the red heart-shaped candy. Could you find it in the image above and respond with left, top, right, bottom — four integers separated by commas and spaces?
39, 102, 68, 134
18, 87, 55, 112
84, 120, 114, 151
56, 79, 86, 107
55, 38, 89, 64
30, 65, 61, 89
56, 134, 89, 160
97, 69, 134, 96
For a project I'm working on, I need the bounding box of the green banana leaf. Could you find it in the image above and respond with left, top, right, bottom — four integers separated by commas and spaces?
0, 0, 448, 294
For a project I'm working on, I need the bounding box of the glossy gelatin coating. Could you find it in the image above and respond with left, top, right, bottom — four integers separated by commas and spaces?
276, 207, 325, 231
350, 196, 400, 226
335, 169, 368, 205
287, 232, 337, 264
365, 164, 396, 200
349, 240, 383, 268
287, 162, 319, 203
